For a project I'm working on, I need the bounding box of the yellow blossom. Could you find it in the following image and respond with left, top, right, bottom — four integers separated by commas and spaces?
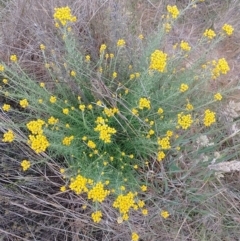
167, 5, 179, 19
161, 210, 170, 219
112, 72, 117, 79
19, 99, 29, 108
85, 55, 90, 62
26, 119, 45, 135
88, 182, 110, 202
48, 116, 59, 125
214, 93, 222, 101
53, 6, 77, 26
0, 64, 5, 72
62, 108, 69, 115
79, 104, 85, 111
179, 83, 189, 92
62, 136, 74, 146
138, 34, 144, 40
139, 97, 151, 110
87, 140, 96, 149
131, 232, 139, 241
2, 129, 15, 143
157, 151, 165, 161
70, 70, 76, 77
222, 24, 234, 36
69, 174, 89, 194
180, 41, 191, 51
204, 109, 216, 127
100, 44, 107, 54
28, 134, 49, 153
40, 44, 46, 50
10, 54, 17, 62
142, 209, 148, 216
141, 185, 147, 192
2, 78, 8, 84
2, 104, 10, 112
91, 210, 102, 223
21, 160, 31, 171
177, 113, 193, 129
60, 186, 66, 192
117, 39, 126, 47
203, 29, 216, 39
50, 96, 57, 103
149, 50, 167, 72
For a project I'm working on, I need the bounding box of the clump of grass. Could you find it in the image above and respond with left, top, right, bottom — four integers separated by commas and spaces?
1, 1, 240, 240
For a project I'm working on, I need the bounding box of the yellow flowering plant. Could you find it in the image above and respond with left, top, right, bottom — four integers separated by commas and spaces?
0, 2, 239, 240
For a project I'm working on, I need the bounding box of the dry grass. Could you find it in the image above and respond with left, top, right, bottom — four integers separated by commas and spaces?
1, 0, 240, 240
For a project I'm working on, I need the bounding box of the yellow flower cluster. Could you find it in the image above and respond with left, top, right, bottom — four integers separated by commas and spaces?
69, 174, 90, 195
2, 129, 15, 143
10, 54, 17, 62
139, 97, 151, 110
180, 84, 189, 92
203, 29, 216, 39
149, 50, 167, 72
164, 23, 172, 33
21, 160, 31, 171
157, 151, 165, 161
0, 64, 4, 72
94, 117, 116, 143
62, 136, 74, 146
88, 182, 110, 202
131, 108, 139, 116
2, 104, 10, 112
131, 232, 139, 241
62, 108, 69, 115
180, 41, 191, 51
40, 44, 45, 50
20, 99, 29, 108
177, 113, 193, 129
167, 5, 179, 19
158, 136, 171, 150
28, 134, 50, 153
50, 96, 57, 103
212, 58, 230, 79
103, 107, 119, 117
113, 192, 136, 221
48, 116, 59, 125
204, 109, 216, 127
53, 6, 77, 26
186, 102, 194, 111
100, 44, 107, 54
26, 119, 45, 135
222, 24, 234, 36
214, 93, 222, 101
161, 210, 170, 219
91, 210, 102, 223
117, 39, 126, 47
87, 140, 96, 149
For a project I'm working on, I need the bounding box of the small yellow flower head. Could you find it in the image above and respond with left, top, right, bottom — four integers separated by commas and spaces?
28, 134, 50, 153
38, 99, 43, 104
82, 136, 87, 141
19, 99, 29, 108
60, 168, 65, 174
88, 182, 110, 202
117, 39, 126, 47
62, 136, 74, 146
222, 24, 234, 36
0, 64, 5, 72
110, 53, 114, 59
180, 83, 189, 92
214, 93, 222, 101
48, 116, 59, 125
60, 186, 66, 192
138, 34, 144, 40
53, 6, 77, 26
141, 185, 147, 192
149, 50, 167, 72
10, 54, 17, 62
186, 103, 194, 111
139, 97, 151, 110
166, 130, 173, 137
2, 104, 11, 112
112, 72, 117, 79
38, 83, 44, 88
85, 55, 90, 62
131, 232, 139, 241
158, 108, 164, 115
21, 160, 31, 171
40, 44, 46, 50
177, 113, 193, 129
70, 70, 76, 77
26, 119, 45, 135
87, 140, 96, 149
2, 78, 8, 84
167, 5, 179, 19
100, 44, 107, 54
50, 96, 57, 103
157, 151, 165, 161
91, 210, 102, 223
161, 210, 170, 219
180, 41, 191, 51
142, 208, 148, 216
164, 23, 172, 32
204, 109, 216, 127
212, 58, 230, 79
131, 108, 139, 116
79, 104, 85, 111
62, 108, 69, 115
2, 129, 15, 143
203, 29, 216, 39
